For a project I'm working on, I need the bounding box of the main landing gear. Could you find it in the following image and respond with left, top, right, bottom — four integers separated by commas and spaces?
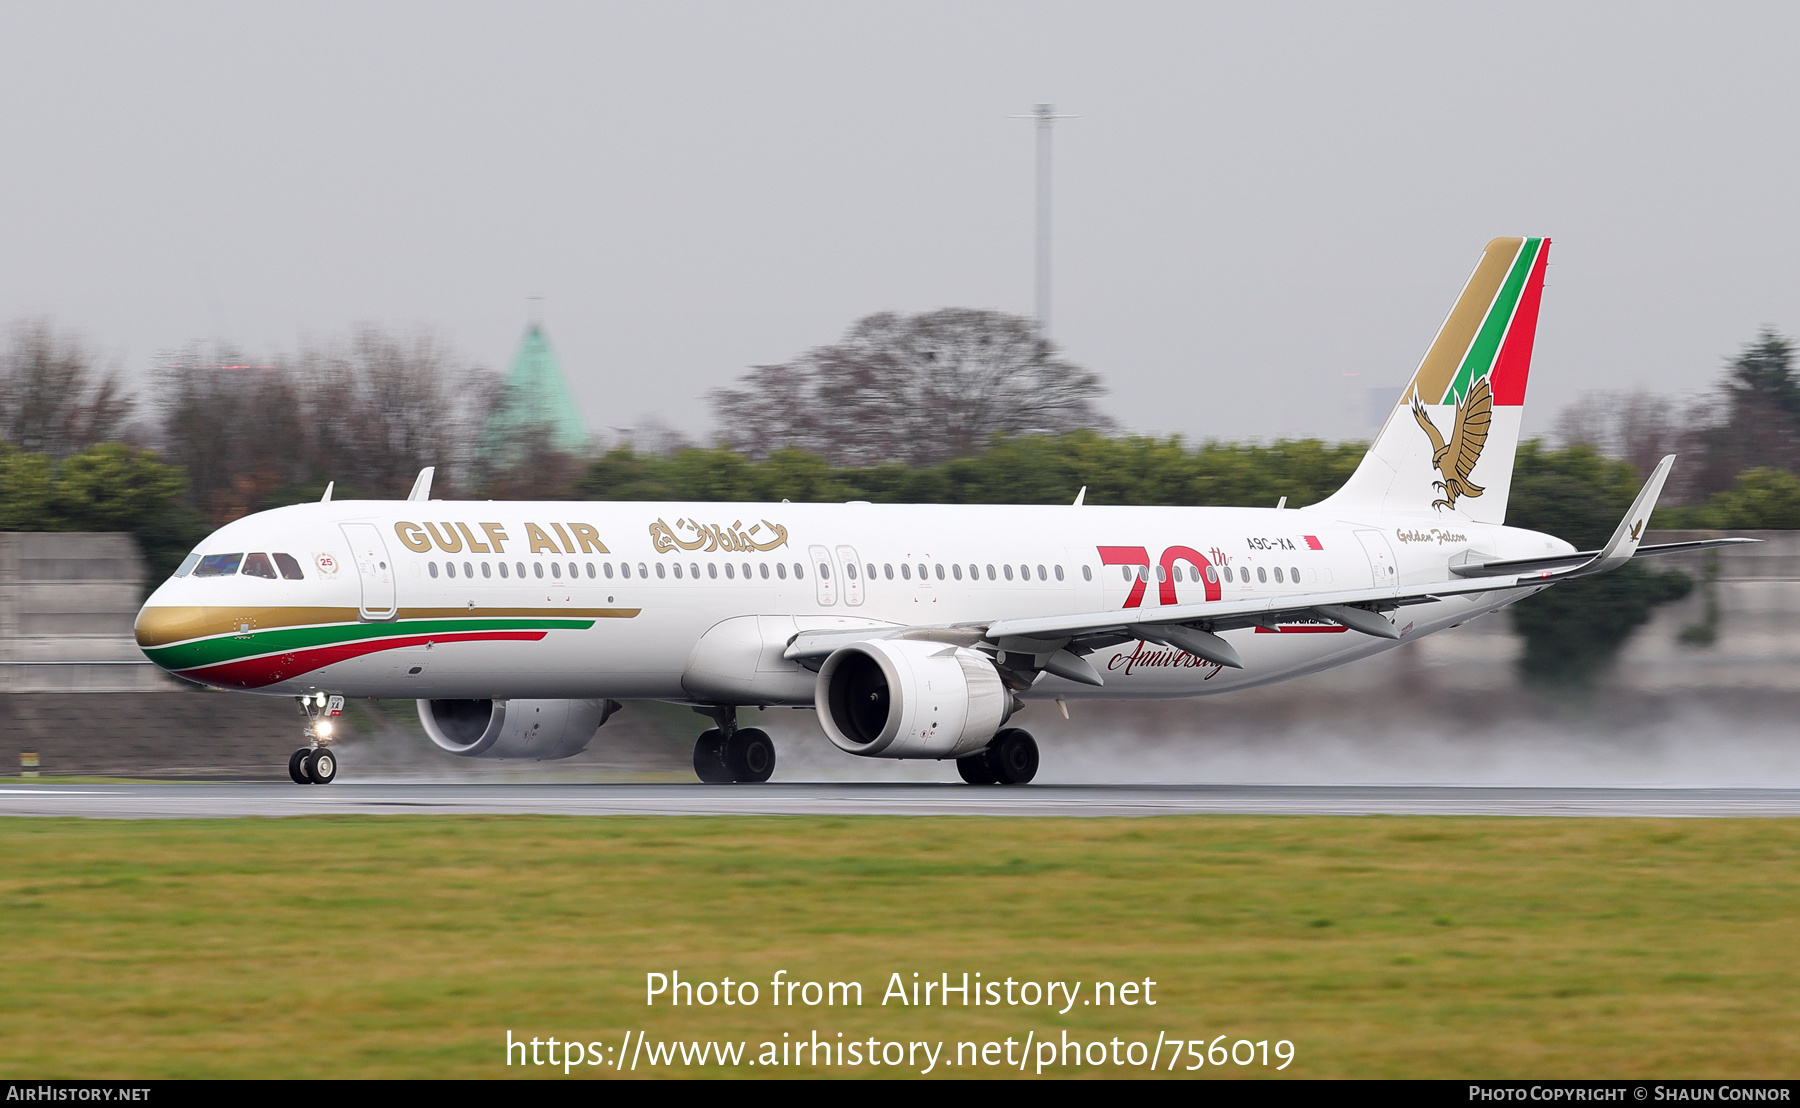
290, 692, 343, 785
956, 728, 1039, 786
691, 707, 776, 785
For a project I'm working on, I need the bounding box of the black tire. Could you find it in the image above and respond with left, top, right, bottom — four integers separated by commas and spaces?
693, 729, 733, 784
989, 728, 1039, 785
957, 752, 999, 785
725, 728, 776, 783
306, 748, 337, 785
288, 748, 311, 785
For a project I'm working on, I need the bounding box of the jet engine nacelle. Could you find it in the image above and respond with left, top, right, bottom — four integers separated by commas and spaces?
815, 639, 1010, 759
417, 697, 621, 760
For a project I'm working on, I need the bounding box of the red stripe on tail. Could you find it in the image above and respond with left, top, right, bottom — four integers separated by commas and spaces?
1490, 239, 1549, 406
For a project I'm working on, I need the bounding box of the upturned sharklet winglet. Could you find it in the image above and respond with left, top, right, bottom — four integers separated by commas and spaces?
1314, 236, 1551, 526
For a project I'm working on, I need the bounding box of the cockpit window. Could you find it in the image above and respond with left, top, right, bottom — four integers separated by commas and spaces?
174, 553, 201, 578
193, 553, 243, 577
242, 553, 277, 579
273, 553, 305, 580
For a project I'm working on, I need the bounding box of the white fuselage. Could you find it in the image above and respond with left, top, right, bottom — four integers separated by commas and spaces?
134, 499, 1570, 704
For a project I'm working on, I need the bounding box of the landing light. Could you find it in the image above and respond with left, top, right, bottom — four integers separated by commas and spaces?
315, 720, 334, 739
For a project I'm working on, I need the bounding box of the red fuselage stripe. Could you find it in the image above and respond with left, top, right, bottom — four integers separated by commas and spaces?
177, 630, 550, 690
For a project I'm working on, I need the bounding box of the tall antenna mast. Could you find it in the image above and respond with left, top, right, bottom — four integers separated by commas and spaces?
1014, 103, 1077, 334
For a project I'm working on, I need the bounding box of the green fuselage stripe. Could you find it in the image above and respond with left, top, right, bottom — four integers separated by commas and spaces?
142, 617, 599, 671
1443, 237, 1541, 404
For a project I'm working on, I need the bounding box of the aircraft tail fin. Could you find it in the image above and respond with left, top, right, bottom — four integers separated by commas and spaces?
1313, 236, 1550, 524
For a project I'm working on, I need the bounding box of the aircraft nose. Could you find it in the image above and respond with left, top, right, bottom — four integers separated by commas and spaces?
134, 602, 210, 670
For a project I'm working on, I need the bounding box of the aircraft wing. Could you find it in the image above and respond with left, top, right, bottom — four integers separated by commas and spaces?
1450, 537, 1758, 578
787, 458, 1694, 686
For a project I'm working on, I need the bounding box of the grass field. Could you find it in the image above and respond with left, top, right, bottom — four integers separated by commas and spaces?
2, 814, 1796, 1078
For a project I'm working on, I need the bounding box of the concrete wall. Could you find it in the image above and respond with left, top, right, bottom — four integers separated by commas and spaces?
0, 533, 174, 693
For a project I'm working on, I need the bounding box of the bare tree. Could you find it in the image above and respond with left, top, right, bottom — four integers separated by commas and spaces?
0, 319, 133, 456
711, 309, 1113, 466
154, 345, 307, 523
295, 327, 495, 500
156, 328, 497, 523
1553, 388, 1685, 478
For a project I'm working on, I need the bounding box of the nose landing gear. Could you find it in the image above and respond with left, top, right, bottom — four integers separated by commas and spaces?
691, 706, 776, 784
291, 693, 345, 785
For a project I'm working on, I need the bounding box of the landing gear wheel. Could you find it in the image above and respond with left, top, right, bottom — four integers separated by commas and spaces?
288, 748, 312, 785
988, 728, 1039, 785
956, 752, 999, 785
693, 729, 733, 784
724, 728, 776, 784
305, 748, 337, 785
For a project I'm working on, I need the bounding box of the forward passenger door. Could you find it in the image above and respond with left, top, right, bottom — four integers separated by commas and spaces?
341, 522, 397, 621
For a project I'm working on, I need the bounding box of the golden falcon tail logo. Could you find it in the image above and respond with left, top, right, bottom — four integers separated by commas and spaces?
1630, 520, 1643, 541
1412, 376, 1492, 511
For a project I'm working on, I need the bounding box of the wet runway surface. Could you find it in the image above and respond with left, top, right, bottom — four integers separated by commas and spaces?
3, 782, 1800, 818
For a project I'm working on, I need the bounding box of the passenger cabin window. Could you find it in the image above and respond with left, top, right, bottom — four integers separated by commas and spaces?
1257, 567, 1267, 583
656, 563, 666, 578
516, 562, 526, 578
935, 564, 945, 580
884, 564, 894, 580
690, 563, 699, 578
174, 552, 202, 577
447, 562, 457, 578
1037, 565, 1046, 581
273, 553, 304, 580
952, 564, 963, 580
968, 564, 978, 579
864, 563, 874, 580
1274, 567, 1284, 583
794, 563, 805, 579
1291, 566, 1300, 581
1205, 565, 1218, 584
708, 564, 718, 579
241, 553, 278, 579
777, 563, 787, 579
1081, 565, 1092, 581
725, 564, 735, 579
500, 562, 510, 578
429, 562, 439, 578
1055, 565, 1064, 581
535, 563, 545, 579
987, 565, 996, 580
901, 564, 911, 580
194, 553, 243, 577
1003, 565, 1013, 580
762, 564, 772, 580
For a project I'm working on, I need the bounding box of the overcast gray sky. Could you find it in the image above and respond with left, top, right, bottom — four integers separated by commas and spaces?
3, 2, 1797, 447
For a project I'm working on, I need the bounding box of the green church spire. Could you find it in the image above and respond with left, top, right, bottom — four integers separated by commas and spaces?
481, 323, 589, 463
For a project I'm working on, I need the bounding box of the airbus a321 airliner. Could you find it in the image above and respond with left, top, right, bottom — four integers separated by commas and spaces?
133, 237, 1747, 786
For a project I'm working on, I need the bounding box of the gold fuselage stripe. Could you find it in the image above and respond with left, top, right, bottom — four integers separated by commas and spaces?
133, 605, 636, 647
